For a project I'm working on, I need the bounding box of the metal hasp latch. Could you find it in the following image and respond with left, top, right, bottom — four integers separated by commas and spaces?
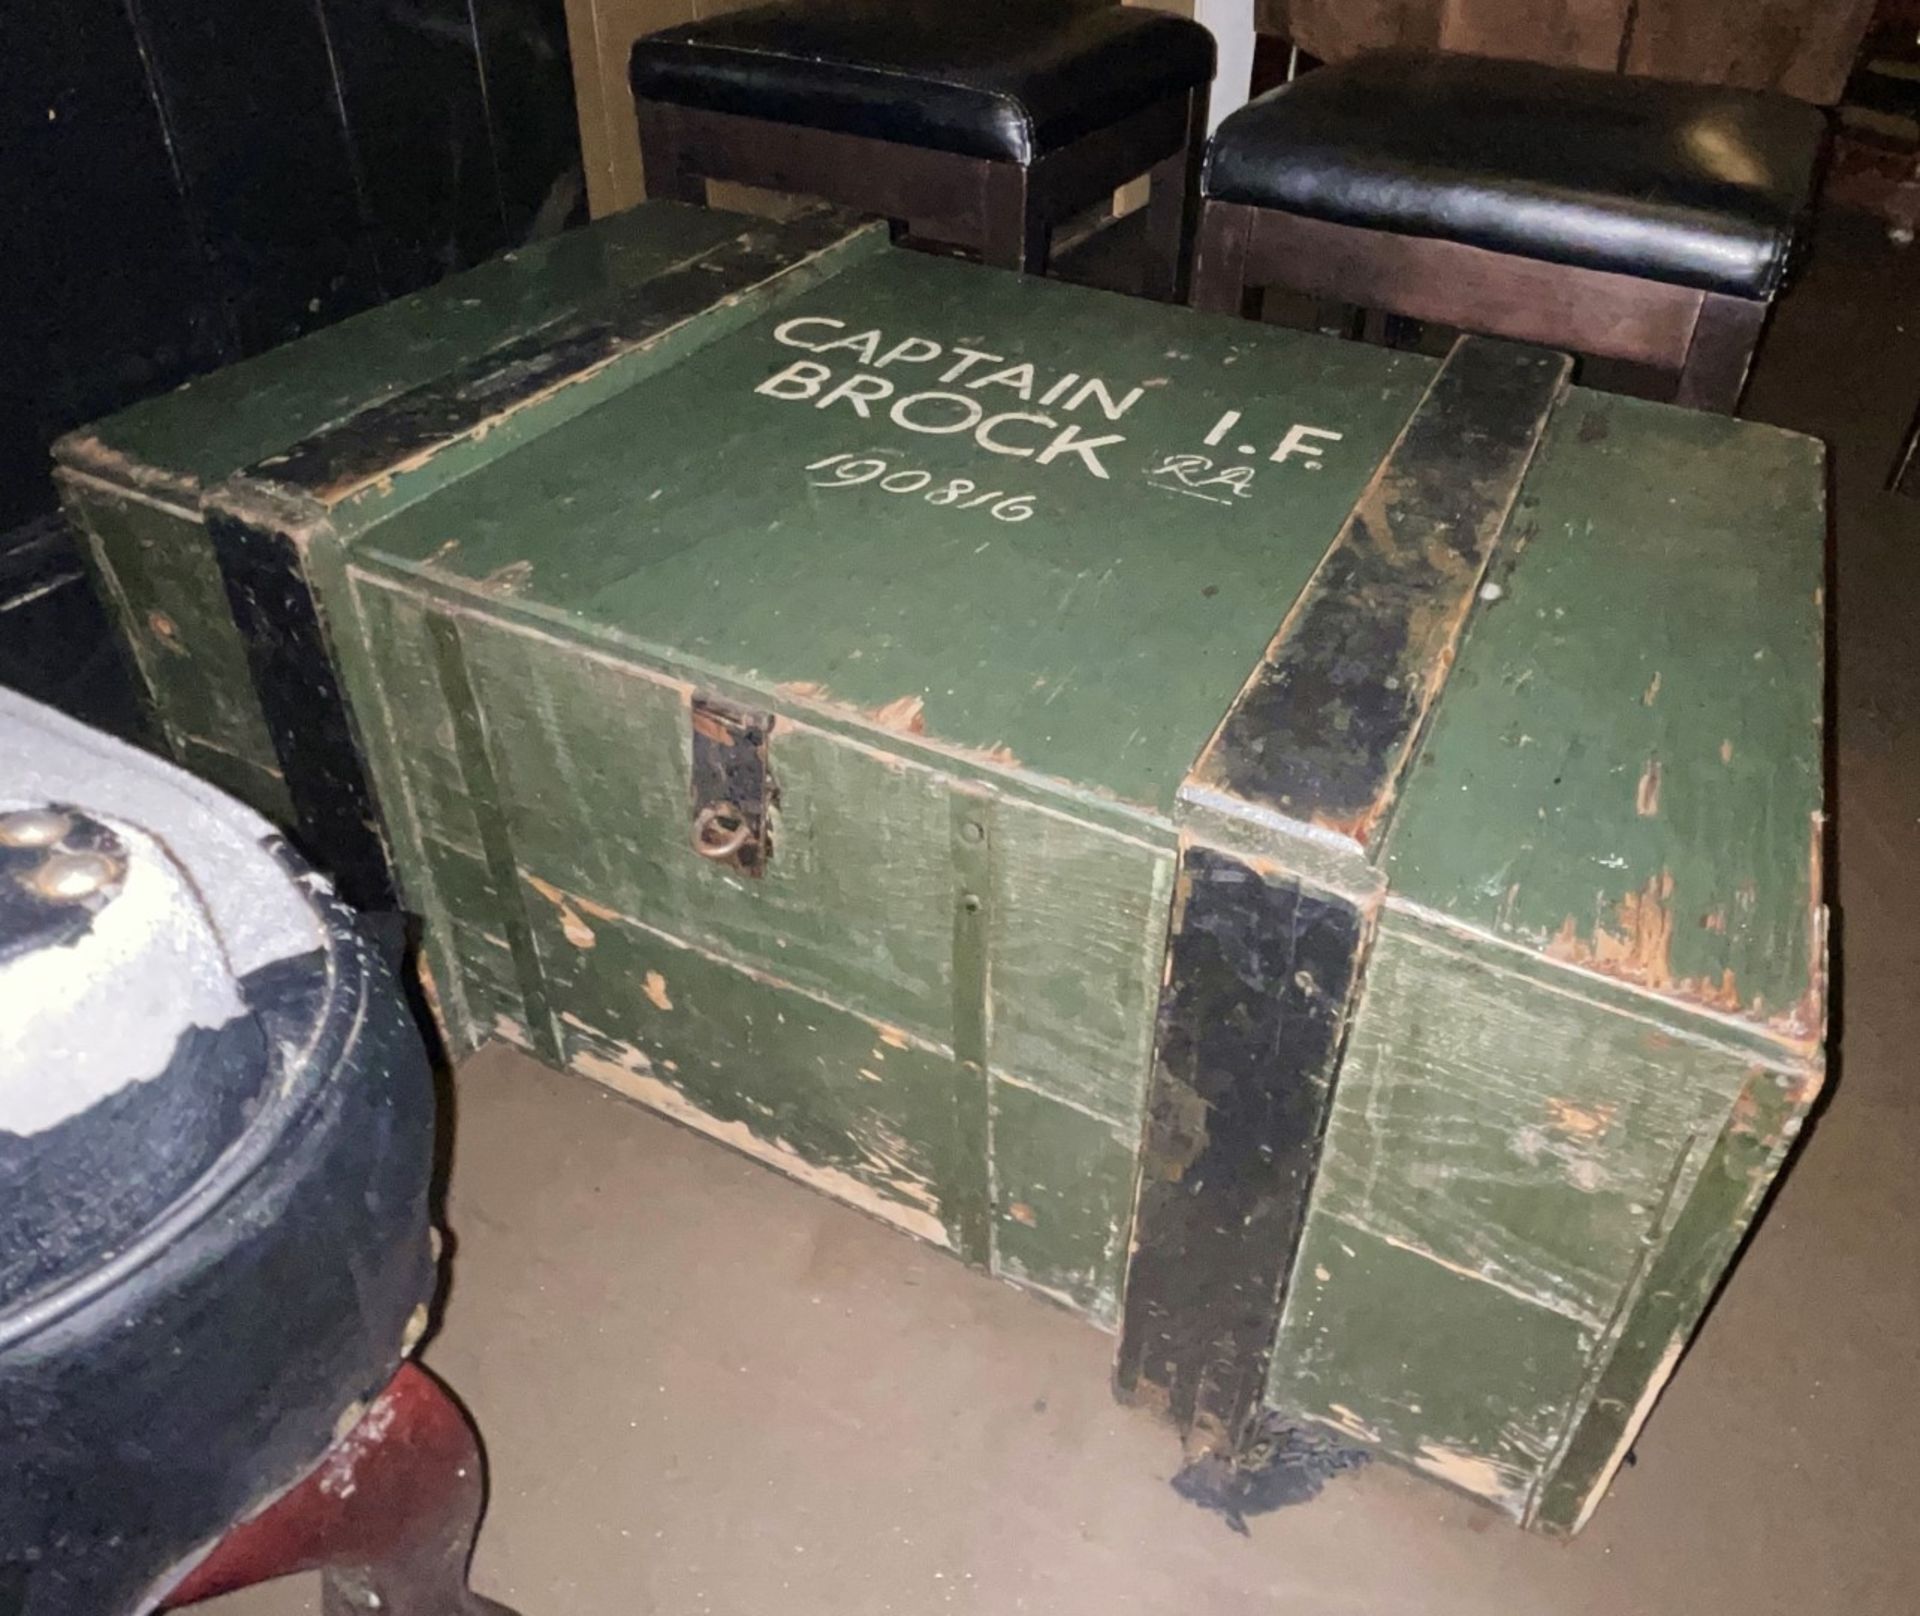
689, 695, 775, 875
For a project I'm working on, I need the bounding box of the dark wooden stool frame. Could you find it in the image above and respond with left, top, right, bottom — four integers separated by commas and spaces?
1189, 202, 1773, 411
635, 88, 1208, 297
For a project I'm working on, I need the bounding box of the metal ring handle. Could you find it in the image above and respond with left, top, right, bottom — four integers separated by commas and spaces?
692, 803, 752, 862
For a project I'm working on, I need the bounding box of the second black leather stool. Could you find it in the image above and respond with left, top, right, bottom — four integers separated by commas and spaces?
630, 0, 1214, 296
1192, 52, 1827, 411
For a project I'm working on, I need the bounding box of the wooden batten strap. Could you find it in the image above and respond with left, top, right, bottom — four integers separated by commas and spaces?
1186, 335, 1571, 853
246, 206, 870, 506
205, 504, 396, 914
1117, 337, 1570, 1459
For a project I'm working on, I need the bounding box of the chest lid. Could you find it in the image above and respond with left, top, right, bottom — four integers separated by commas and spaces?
356, 248, 1438, 821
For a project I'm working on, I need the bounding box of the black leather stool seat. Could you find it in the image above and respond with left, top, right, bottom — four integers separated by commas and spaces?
1205, 52, 1827, 298
630, 0, 1215, 164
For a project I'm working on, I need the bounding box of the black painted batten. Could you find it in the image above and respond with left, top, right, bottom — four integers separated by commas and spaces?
206, 508, 395, 912
1189, 337, 1570, 849
1116, 847, 1367, 1449
1118, 337, 1570, 1464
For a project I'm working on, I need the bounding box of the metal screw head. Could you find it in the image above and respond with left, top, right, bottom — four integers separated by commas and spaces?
0, 809, 72, 849
26, 850, 123, 903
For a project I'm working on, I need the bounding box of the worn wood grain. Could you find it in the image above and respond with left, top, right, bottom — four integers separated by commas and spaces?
1534, 1053, 1822, 1533
527, 880, 981, 1253
1270, 1213, 1595, 1520
1310, 923, 1738, 1327
425, 837, 530, 1049
1266, 902, 1820, 1525
455, 615, 957, 1040
990, 1077, 1140, 1326
1116, 843, 1369, 1451
986, 800, 1171, 1126
427, 610, 564, 1065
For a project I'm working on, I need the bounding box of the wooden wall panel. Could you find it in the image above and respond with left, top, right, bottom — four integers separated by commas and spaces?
124, 0, 387, 352
1260, 0, 1874, 102
1, 0, 579, 733
324, 0, 513, 292
0, 0, 230, 531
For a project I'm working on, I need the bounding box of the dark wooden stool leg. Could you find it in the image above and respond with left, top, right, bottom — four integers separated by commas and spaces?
1188, 200, 1257, 318
163, 1364, 518, 1616
981, 164, 1049, 273
1141, 88, 1208, 302
1674, 291, 1768, 413
634, 101, 708, 205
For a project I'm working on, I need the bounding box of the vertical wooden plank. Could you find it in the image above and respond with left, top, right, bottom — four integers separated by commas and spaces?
568, 0, 697, 212
990, 1078, 1140, 1325
318, 0, 510, 291
424, 609, 564, 1065
1673, 291, 1768, 414
1115, 843, 1369, 1452
337, 573, 485, 1055
948, 788, 996, 1270
985, 804, 1171, 1127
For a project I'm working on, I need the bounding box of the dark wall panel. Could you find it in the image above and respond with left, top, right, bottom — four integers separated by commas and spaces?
0, 0, 231, 530
476, 0, 588, 239
123, 0, 386, 352
0, 0, 579, 732
326, 0, 511, 290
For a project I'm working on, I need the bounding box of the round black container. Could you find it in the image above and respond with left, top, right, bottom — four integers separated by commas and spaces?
0, 690, 436, 1615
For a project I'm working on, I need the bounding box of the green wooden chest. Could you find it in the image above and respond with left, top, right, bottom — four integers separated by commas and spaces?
59, 209, 1827, 1535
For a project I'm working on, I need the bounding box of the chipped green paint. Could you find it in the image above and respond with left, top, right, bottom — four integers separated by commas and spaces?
1307, 922, 1738, 1331
1267, 394, 1828, 1530
990, 1077, 1141, 1326
453, 613, 957, 1038
1268, 913, 1778, 1523
525, 875, 979, 1254
1384, 395, 1826, 1036
61, 486, 286, 814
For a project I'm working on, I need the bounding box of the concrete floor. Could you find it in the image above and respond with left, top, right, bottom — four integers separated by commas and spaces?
209, 212, 1919, 1616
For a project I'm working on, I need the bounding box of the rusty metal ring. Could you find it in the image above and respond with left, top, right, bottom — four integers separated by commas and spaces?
692, 804, 752, 862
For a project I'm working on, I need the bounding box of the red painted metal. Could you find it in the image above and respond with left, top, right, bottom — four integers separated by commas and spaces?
161, 1363, 518, 1615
